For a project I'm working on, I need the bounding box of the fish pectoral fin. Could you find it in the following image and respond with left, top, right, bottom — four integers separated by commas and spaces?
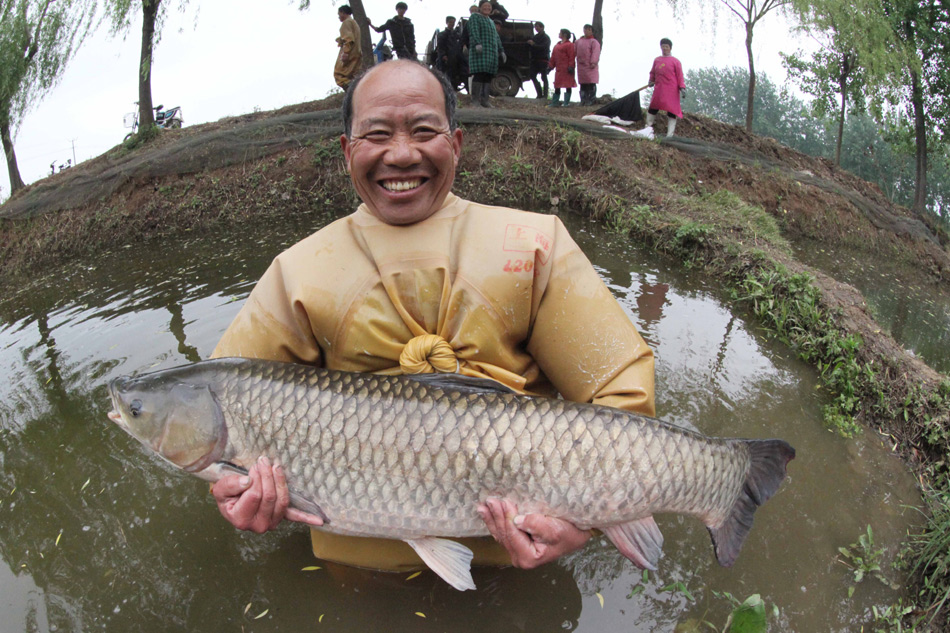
405, 537, 476, 591
602, 516, 665, 570
288, 492, 330, 525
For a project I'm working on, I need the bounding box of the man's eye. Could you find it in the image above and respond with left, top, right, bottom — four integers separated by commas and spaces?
363, 131, 391, 141
412, 129, 439, 141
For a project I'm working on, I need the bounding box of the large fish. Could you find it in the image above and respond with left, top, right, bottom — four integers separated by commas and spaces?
106, 357, 795, 591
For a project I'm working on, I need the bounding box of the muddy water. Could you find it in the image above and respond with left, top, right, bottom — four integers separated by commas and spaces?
0, 208, 922, 632
794, 241, 950, 375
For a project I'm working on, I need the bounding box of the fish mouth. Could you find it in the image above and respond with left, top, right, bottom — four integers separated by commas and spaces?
379, 177, 426, 193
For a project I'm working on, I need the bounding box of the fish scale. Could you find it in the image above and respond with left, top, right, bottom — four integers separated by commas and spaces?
108, 357, 795, 590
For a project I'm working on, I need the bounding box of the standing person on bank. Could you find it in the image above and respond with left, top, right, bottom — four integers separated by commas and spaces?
333, 5, 362, 89
547, 29, 576, 107
527, 21, 551, 100
209, 59, 656, 576
369, 2, 416, 60
467, 1, 504, 108
647, 37, 686, 137
575, 24, 601, 106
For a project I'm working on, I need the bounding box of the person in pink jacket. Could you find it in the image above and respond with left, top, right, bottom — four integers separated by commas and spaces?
575, 24, 601, 106
647, 37, 686, 137
547, 29, 576, 107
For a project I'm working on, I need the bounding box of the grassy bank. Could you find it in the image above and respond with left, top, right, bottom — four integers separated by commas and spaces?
1, 104, 949, 630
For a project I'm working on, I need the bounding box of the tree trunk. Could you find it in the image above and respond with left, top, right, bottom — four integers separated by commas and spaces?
835, 54, 851, 167
348, 0, 375, 69
1, 115, 26, 194
592, 0, 604, 45
137, 0, 160, 133
744, 22, 755, 133
910, 67, 928, 215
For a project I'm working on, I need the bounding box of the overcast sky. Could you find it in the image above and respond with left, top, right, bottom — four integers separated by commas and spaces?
2, 0, 807, 199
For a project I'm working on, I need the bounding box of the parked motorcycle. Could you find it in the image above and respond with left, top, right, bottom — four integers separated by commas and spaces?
123, 102, 184, 141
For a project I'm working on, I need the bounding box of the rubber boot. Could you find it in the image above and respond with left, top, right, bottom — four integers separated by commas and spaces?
471, 82, 484, 107
667, 117, 677, 137
547, 90, 561, 107
563, 89, 572, 106
646, 112, 656, 127
480, 81, 492, 108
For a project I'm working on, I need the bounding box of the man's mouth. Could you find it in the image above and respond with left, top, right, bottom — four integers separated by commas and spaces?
381, 178, 424, 192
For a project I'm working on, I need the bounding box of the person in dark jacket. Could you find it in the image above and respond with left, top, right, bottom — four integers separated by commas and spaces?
436, 16, 462, 84
527, 21, 551, 100
488, 1, 508, 22
369, 2, 416, 60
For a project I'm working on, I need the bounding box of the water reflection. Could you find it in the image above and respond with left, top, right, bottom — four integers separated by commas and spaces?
0, 208, 924, 632
794, 241, 950, 375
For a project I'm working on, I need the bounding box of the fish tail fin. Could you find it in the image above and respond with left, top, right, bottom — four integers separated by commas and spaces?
707, 438, 795, 567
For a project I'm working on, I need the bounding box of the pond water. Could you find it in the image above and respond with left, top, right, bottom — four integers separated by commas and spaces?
794, 241, 950, 376
0, 207, 923, 632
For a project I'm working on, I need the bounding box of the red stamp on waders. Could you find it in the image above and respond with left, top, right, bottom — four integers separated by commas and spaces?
502, 225, 552, 275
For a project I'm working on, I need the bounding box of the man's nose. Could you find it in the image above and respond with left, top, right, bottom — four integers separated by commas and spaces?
383, 133, 423, 166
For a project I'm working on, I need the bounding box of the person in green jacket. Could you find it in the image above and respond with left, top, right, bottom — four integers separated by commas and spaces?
467, 1, 504, 108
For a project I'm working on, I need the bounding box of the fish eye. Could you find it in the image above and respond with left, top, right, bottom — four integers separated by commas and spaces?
130, 399, 143, 417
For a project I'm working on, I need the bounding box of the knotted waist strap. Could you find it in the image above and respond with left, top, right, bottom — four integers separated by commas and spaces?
399, 334, 460, 374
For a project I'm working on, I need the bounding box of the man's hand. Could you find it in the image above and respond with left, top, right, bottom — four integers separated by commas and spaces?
477, 498, 591, 569
211, 456, 324, 533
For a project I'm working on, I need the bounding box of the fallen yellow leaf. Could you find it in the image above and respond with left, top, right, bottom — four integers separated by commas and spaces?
597, 592, 604, 608
301, 566, 322, 571
319, 614, 324, 623
254, 609, 269, 620
415, 612, 426, 618
406, 571, 422, 581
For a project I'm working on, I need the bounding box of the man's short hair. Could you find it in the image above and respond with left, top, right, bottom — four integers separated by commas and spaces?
339, 5, 352, 15
446, 15, 455, 22
342, 61, 458, 137
660, 37, 673, 47
396, 2, 408, 10
534, 21, 544, 29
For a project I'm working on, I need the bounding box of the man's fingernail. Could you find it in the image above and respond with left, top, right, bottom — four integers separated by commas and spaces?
259, 455, 270, 466
240, 476, 250, 486
513, 515, 525, 526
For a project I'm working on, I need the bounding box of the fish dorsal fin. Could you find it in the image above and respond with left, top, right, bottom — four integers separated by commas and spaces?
404, 373, 518, 395
602, 516, 665, 570
405, 537, 476, 591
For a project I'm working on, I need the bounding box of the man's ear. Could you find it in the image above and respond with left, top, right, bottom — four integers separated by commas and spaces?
340, 134, 351, 173
451, 128, 463, 167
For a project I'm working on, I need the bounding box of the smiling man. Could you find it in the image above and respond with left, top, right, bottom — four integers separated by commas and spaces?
210, 60, 656, 574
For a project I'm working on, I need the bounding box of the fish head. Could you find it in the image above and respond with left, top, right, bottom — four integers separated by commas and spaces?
108, 372, 227, 473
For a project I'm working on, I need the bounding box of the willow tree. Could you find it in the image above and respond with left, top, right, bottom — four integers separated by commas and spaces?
783, 0, 907, 166
299, 0, 374, 71
592, 0, 604, 44
881, 0, 950, 216
662, 0, 793, 133
0, 0, 96, 194
105, 0, 187, 139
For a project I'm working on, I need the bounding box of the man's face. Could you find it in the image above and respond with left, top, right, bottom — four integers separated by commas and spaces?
338, 10, 346, 22
341, 63, 463, 226
479, 2, 492, 16
396, 6, 406, 17
447, 18, 456, 29
584, 26, 593, 38
661, 43, 672, 56
535, 24, 543, 34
